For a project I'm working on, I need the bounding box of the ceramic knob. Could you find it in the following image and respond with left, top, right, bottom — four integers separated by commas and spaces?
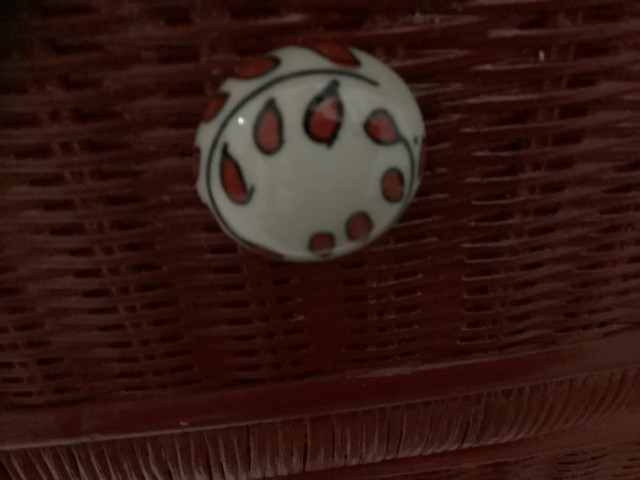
195, 44, 424, 261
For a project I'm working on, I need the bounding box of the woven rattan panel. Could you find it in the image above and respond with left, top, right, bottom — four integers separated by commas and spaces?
1, 0, 640, 478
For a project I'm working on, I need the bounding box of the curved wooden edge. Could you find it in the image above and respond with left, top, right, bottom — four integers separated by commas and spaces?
269, 409, 640, 479
1, 332, 639, 451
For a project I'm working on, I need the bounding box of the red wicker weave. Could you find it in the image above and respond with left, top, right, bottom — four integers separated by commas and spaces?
1, 0, 639, 478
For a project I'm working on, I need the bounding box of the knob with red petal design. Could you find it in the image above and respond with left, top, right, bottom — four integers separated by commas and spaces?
195, 45, 424, 261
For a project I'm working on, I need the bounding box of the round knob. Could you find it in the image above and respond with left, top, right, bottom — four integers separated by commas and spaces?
195, 44, 425, 261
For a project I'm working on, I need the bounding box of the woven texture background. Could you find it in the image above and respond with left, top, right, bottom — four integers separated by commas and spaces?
1, 0, 639, 478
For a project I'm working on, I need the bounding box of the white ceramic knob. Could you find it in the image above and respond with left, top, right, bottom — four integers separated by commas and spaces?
195, 44, 424, 261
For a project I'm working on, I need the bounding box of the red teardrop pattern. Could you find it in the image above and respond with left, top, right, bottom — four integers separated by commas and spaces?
309, 98, 339, 141
307, 43, 359, 67
202, 93, 228, 122
309, 233, 335, 253
254, 98, 283, 155
381, 168, 405, 203
232, 56, 278, 79
304, 80, 342, 146
220, 145, 251, 204
346, 212, 374, 241
364, 110, 399, 144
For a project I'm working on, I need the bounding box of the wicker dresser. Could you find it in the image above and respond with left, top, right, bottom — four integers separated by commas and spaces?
1, 1, 639, 478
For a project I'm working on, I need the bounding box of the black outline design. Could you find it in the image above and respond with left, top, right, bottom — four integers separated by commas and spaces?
362, 107, 419, 197
303, 79, 343, 147
401, 136, 417, 190
219, 143, 254, 205
253, 98, 284, 155
364, 108, 400, 145
204, 68, 378, 251
345, 211, 374, 241
303, 44, 360, 68
231, 55, 280, 79
308, 232, 335, 255
381, 167, 405, 203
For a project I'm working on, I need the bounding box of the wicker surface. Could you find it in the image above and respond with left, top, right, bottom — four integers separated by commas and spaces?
1, 0, 639, 478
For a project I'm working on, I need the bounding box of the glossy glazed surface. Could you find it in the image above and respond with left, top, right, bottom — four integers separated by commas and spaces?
195, 45, 424, 261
